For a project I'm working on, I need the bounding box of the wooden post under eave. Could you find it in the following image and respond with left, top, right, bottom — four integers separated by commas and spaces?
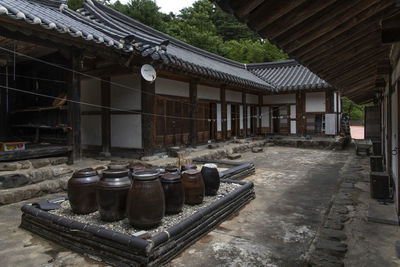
67, 54, 82, 163
141, 77, 155, 155
189, 80, 198, 147
258, 93, 263, 135
242, 90, 247, 137
221, 85, 226, 140
0, 66, 7, 139
101, 77, 111, 153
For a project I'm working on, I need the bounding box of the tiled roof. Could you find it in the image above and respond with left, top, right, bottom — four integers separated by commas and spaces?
247, 60, 330, 92
0, 0, 168, 59
0, 0, 330, 93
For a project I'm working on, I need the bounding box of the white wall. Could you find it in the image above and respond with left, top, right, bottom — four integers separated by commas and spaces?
111, 74, 141, 110
155, 77, 189, 97
306, 92, 326, 112
81, 78, 101, 111
111, 114, 142, 148
198, 84, 220, 100
81, 115, 101, 146
217, 103, 222, 131
261, 106, 270, 127
263, 94, 296, 105
227, 104, 231, 131
334, 92, 337, 112
226, 90, 242, 103
246, 93, 258, 104
325, 114, 337, 135
239, 105, 243, 129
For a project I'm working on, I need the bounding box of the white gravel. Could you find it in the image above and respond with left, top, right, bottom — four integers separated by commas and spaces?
50, 182, 241, 237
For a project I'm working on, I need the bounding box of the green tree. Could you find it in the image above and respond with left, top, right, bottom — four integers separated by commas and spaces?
67, 0, 82, 10
110, 0, 169, 32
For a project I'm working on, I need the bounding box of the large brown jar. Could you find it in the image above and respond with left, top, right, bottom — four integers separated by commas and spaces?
201, 163, 220, 196
161, 173, 185, 214
97, 169, 131, 222
127, 170, 165, 229
182, 169, 205, 205
67, 168, 100, 214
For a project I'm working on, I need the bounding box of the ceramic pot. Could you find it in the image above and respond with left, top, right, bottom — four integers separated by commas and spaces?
201, 163, 220, 196
182, 169, 205, 205
161, 173, 185, 214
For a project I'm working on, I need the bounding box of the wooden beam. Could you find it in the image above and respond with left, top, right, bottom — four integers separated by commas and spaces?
376, 59, 392, 74
141, 77, 155, 155
258, 0, 337, 40
284, 0, 380, 53
248, 0, 307, 32
0, 145, 72, 162
301, 25, 379, 67
290, 2, 394, 57
101, 77, 111, 154
276, 0, 363, 47
0, 66, 6, 139
375, 77, 387, 89
231, 0, 264, 19
189, 80, 198, 147
67, 53, 82, 163
381, 13, 400, 43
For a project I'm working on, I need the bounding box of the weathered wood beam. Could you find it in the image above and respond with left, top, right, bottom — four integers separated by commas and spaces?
101, 77, 111, 154
0, 66, 6, 139
317, 49, 386, 80
67, 53, 82, 163
375, 78, 386, 89
276, 0, 363, 47
290, 2, 395, 58
376, 59, 392, 74
300, 24, 379, 66
306, 42, 382, 76
189, 80, 197, 147
0, 145, 72, 162
230, 0, 264, 19
258, 0, 337, 40
141, 77, 155, 155
284, 0, 380, 54
332, 66, 377, 88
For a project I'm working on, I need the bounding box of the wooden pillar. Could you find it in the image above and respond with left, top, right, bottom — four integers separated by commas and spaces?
258, 93, 263, 135
67, 54, 82, 163
397, 81, 400, 216
242, 90, 247, 137
0, 66, 7, 139
189, 80, 198, 147
141, 77, 155, 155
101, 77, 111, 153
220, 85, 226, 140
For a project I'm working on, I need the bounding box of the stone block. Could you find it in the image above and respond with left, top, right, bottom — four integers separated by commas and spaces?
252, 147, 263, 153
49, 157, 68, 166
99, 151, 111, 158
141, 155, 160, 161
30, 168, 53, 183
316, 239, 347, 256
30, 158, 51, 169
320, 229, 347, 241
0, 162, 19, 171
52, 167, 73, 177
18, 160, 32, 169
0, 174, 29, 189
227, 153, 241, 160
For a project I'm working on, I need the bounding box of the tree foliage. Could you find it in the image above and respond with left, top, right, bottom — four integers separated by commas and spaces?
67, 0, 82, 10
341, 97, 373, 121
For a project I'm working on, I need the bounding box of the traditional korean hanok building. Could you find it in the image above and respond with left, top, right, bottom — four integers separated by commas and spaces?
214, 0, 400, 219
0, 0, 340, 165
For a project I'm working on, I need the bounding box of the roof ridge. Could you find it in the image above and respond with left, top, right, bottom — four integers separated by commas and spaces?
247, 59, 298, 69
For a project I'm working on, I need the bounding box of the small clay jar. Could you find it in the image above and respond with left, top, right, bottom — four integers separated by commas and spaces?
201, 163, 220, 196
182, 169, 205, 205
165, 165, 180, 175
67, 168, 100, 214
161, 173, 185, 214
181, 164, 197, 172
97, 169, 131, 222
127, 170, 165, 229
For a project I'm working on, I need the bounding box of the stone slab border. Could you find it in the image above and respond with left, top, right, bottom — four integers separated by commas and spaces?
192, 158, 256, 180
20, 180, 255, 266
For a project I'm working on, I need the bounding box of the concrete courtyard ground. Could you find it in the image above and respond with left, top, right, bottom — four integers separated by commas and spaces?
0, 144, 398, 266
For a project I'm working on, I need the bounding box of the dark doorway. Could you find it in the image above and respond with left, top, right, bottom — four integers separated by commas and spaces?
273, 107, 279, 133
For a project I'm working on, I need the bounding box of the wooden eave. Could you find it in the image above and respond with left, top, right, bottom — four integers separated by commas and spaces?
216, 0, 400, 104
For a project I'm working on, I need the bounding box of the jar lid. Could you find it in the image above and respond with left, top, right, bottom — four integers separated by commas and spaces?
133, 170, 160, 181
72, 168, 98, 178
184, 169, 200, 175
165, 165, 179, 172
102, 169, 129, 178
129, 166, 147, 172
203, 163, 217, 169
161, 173, 181, 183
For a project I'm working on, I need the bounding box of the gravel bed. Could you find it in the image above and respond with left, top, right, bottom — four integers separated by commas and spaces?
50, 182, 241, 236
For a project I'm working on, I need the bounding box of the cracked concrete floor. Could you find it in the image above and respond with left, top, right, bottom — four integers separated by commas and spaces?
0, 146, 350, 266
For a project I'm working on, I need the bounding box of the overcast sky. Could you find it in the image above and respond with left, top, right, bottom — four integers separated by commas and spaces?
113, 0, 198, 14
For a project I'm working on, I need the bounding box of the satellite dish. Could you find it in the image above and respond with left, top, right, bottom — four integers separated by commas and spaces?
141, 64, 157, 82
